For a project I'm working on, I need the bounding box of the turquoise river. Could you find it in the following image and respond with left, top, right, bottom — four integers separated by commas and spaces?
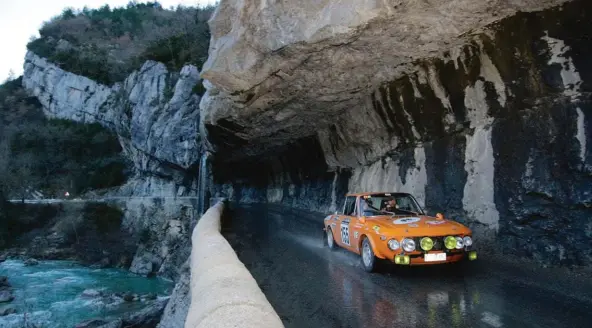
0, 259, 173, 327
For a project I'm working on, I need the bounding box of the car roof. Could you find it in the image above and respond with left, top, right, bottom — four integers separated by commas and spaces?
345, 192, 412, 197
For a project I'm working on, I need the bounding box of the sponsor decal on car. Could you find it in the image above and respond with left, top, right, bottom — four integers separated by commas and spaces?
354, 231, 359, 239
408, 223, 419, 227
373, 225, 380, 233
393, 217, 421, 225
426, 220, 447, 225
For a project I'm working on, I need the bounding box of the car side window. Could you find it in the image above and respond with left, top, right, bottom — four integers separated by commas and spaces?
343, 196, 356, 215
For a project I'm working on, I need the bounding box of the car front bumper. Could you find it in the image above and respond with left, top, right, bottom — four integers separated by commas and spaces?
392, 250, 477, 265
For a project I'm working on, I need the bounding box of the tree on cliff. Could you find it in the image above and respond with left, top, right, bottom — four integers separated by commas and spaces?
3, 70, 15, 84
0, 123, 8, 197
0, 78, 130, 198
27, 1, 215, 85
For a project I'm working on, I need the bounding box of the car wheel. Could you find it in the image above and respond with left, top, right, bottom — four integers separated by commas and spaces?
326, 227, 336, 250
361, 237, 377, 272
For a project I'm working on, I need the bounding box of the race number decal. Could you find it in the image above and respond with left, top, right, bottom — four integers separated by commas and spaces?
341, 223, 351, 246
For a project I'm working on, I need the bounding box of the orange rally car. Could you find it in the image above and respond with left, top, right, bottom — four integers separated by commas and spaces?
324, 192, 477, 272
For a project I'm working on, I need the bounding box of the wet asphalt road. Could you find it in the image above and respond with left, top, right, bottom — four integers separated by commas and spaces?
222, 205, 592, 328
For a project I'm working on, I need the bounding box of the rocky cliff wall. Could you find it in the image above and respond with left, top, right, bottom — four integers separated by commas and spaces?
22, 52, 202, 181
206, 0, 591, 267
21, 52, 205, 279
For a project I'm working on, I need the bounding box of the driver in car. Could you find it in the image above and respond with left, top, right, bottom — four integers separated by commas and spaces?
382, 198, 397, 212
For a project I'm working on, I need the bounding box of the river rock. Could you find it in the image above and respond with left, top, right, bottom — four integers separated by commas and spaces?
157, 263, 190, 328
90, 258, 111, 269
123, 292, 135, 302
143, 293, 157, 301
75, 319, 109, 328
98, 319, 122, 328
0, 305, 17, 316
123, 298, 168, 328
0, 290, 14, 303
129, 250, 156, 277
81, 289, 103, 298
0, 276, 9, 288
23, 258, 38, 266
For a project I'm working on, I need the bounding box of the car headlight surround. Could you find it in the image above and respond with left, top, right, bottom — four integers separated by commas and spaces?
463, 236, 473, 247
401, 238, 416, 252
455, 236, 464, 249
420, 237, 434, 251
444, 236, 457, 250
387, 239, 400, 251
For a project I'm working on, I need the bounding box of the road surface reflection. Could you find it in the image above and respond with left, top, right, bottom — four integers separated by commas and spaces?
224, 204, 591, 328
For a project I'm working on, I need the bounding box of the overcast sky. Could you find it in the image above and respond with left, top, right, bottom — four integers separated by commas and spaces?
0, 0, 218, 82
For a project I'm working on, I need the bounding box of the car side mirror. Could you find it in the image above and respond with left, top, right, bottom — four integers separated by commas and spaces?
358, 216, 366, 224
436, 213, 445, 220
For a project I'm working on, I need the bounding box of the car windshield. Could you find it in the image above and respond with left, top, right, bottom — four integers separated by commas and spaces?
359, 193, 424, 216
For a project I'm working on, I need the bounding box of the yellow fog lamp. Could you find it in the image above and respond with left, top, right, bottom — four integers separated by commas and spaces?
468, 251, 477, 261
394, 255, 410, 265
444, 236, 457, 250
420, 237, 434, 251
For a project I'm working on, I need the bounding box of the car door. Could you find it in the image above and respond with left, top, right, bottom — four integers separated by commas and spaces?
349, 196, 366, 254
337, 196, 356, 250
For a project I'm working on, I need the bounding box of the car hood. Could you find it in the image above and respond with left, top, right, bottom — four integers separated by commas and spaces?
368, 215, 471, 236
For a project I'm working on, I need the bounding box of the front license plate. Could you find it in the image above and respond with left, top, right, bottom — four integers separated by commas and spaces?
424, 253, 446, 262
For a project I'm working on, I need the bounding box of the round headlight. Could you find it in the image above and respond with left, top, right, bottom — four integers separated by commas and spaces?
463, 236, 473, 247
420, 237, 434, 251
387, 239, 400, 250
455, 236, 464, 249
444, 236, 457, 250
401, 238, 416, 252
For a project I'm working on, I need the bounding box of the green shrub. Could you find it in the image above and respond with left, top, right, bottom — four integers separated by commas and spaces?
192, 83, 206, 96
83, 203, 123, 233
27, 2, 215, 85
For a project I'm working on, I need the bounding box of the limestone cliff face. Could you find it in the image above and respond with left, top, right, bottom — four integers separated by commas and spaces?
206, 0, 592, 267
21, 52, 204, 281
22, 52, 202, 178
200, 0, 569, 160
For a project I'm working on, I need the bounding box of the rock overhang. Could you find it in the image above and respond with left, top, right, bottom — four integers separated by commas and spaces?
199, 0, 572, 163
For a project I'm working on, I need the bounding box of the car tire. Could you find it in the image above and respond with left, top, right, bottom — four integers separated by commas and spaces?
361, 237, 377, 273
326, 227, 336, 250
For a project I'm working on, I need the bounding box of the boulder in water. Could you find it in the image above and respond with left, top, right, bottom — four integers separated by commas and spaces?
0, 305, 17, 316
123, 292, 135, 302
0, 276, 9, 288
143, 293, 157, 301
129, 251, 156, 277
0, 290, 14, 303
81, 289, 103, 298
98, 319, 122, 328
75, 319, 109, 328
24, 258, 39, 266
123, 298, 168, 327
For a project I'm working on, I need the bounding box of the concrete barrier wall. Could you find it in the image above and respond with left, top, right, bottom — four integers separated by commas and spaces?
184, 201, 284, 328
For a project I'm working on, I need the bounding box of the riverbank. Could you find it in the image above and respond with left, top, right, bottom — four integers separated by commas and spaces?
0, 259, 173, 327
